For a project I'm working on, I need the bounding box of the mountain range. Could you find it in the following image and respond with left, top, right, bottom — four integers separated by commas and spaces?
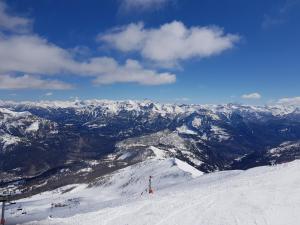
1, 100, 300, 196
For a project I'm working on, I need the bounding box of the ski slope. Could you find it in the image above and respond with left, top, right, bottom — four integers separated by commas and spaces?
7, 158, 300, 225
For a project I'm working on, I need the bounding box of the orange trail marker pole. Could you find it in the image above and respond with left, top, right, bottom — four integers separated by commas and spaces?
149, 176, 153, 194
0, 201, 5, 225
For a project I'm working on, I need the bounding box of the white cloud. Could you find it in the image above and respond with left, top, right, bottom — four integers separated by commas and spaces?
100, 23, 145, 52
0, 35, 75, 75
92, 59, 175, 85
0, 1, 31, 32
99, 21, 240, 66
120, 0, 170, 11
277, 96, 300, 106
0, 35, 175, 86
241, 92, 262, 99
0, 74, 73, 90
0, 1, 175, 87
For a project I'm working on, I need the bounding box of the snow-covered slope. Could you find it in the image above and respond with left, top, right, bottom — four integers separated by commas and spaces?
6, 159, 300, 225
6, 158, 202, 224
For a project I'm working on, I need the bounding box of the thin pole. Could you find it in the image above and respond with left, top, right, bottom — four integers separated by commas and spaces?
0, 201, 5, 225
149, 176, 153, 194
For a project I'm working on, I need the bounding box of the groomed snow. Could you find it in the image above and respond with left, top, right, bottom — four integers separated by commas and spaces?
6, 159, 300, 225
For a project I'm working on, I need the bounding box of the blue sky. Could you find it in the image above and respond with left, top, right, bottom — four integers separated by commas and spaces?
0, 0, 300, 105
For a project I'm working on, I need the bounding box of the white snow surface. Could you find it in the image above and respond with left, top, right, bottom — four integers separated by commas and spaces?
191, 117, 202, 128
0, 134, 21, 150
6, 159, 300, 225
25, 121, 40, 133
0, 108, 31, 118
176, 125, 197, 135
148, 146, 167, 159
173, 158, 202, 178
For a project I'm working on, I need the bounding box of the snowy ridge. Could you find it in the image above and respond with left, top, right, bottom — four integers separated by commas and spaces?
1, 99, 299, 118
0, 134, 22, 150
268, 141, 300, 156
0, 100, 191, 118
0, 107, 32, 119
0, 106, 57, 152
113, 130, 192, 164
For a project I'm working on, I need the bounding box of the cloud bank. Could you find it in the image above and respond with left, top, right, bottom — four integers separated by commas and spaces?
0, 1, 31, 33
0, 1, 239, 90
0, 1, 175, 89
241, 92, 262, 99
91, 59, 175, 85
0, 35, 176, 86
0, 74, 73, 90
99, 21, 240, 66
277, 96, 300, 106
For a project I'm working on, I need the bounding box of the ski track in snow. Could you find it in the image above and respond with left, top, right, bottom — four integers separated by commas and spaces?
6, 159, 300, 225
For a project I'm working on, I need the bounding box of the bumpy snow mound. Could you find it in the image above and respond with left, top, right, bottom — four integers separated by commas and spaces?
11, 160, 300, 225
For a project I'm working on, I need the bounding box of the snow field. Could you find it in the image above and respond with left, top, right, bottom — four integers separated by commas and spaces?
6, 159, 300, 225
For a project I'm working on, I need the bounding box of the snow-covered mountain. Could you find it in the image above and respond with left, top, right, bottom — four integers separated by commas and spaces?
1, 99, 300, 195
5, 158, 300, 225
0, 108, 57, 152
